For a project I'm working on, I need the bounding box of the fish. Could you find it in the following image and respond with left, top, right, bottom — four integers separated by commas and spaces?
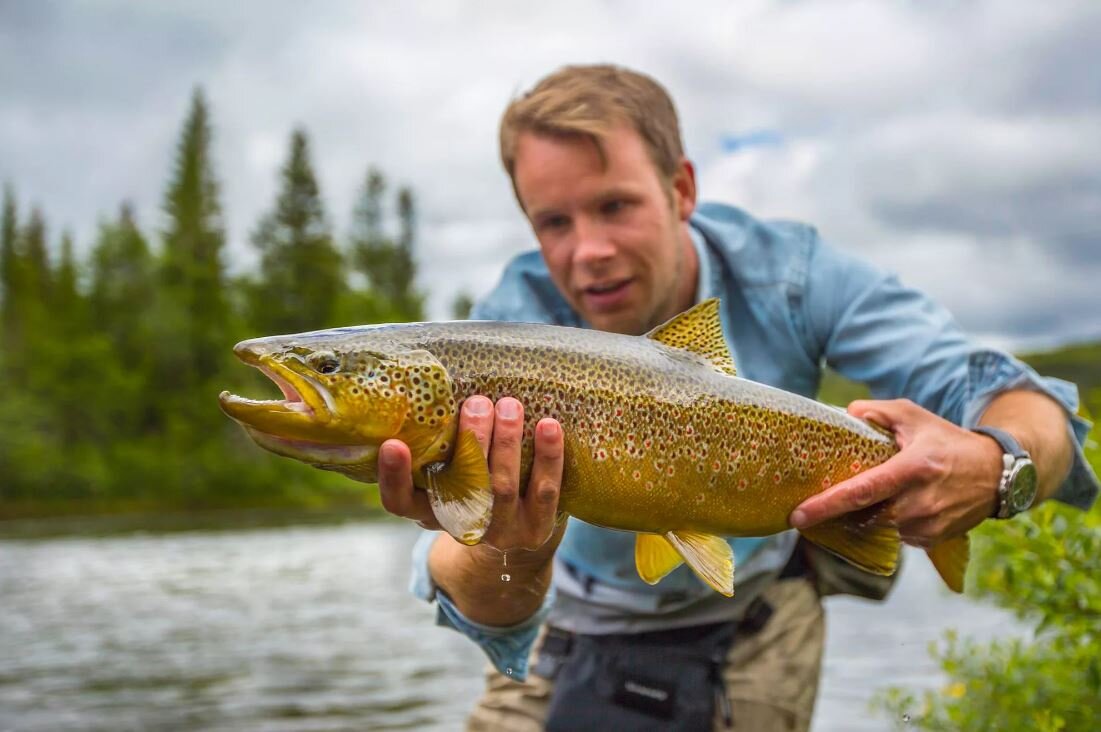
218, 298, 969, 596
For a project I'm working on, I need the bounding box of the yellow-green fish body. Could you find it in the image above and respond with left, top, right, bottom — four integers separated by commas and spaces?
219, 300, 967, 595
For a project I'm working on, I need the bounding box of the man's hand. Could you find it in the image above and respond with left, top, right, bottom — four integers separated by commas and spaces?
377, 395, 564, 551
377, 394, 566, 627
789, 399, 1003, 547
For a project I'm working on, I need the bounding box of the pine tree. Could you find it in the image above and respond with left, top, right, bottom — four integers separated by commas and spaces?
160, 87, 229, 385
53, 230, 82, 332
393, 187, 423, 318
451, 292, 474, 320
1, 186, 19, 348
249, 128, 345, 334
91, 203, 155, 366
348, 169, 423, 321
21, 207, 51, 302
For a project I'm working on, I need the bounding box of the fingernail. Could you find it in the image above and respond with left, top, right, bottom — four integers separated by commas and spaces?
498, 399, 520, 420
380, 444, 400, 469
538, 420, 558, 438
790, 509, 807, 528
465, 397, 490, 416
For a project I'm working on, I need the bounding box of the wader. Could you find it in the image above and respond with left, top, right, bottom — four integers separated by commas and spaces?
467, 564, 833, 731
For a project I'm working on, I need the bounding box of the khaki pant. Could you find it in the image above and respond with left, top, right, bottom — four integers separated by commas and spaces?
467, 578, 824, 732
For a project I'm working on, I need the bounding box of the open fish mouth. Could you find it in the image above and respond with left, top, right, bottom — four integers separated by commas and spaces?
218, 340, 335, 439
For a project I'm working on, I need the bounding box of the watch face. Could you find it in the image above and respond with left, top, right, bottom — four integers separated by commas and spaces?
1008, 459, 1039, 513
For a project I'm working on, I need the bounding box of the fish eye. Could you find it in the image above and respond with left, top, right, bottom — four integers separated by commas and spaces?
308, 352, 341, 375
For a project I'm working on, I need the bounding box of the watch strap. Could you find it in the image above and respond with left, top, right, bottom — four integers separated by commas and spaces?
972, 426, 1028, 459
972, 426, 1031, 519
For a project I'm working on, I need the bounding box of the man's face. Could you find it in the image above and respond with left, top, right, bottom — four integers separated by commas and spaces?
512, 125, 698, 335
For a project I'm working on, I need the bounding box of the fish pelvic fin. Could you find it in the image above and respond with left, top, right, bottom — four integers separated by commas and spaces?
645, 298, 737, 377
424, 429, 493, 546
665, 530, 735, 597
926, 534, 969, 593
799, 517, 900, 576
635, 533, 685, 585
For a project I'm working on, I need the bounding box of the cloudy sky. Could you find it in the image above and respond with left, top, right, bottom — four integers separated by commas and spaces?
2, 0, 1099, 350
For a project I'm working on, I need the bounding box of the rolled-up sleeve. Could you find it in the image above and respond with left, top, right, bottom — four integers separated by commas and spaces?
802, 238, 1098, 510
961, 350, 1098, 510
409, 530, 554, 681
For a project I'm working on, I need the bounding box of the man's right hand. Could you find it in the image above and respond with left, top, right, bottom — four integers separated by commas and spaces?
377, 395, 567, 626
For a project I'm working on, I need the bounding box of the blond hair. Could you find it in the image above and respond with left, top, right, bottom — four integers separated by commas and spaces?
499, 65, 685, 192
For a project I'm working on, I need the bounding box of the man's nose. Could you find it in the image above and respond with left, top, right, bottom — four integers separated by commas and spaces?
572, 218, 616, 265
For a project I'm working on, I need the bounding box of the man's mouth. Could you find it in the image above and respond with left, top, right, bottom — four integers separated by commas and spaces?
581, 278, 633, 311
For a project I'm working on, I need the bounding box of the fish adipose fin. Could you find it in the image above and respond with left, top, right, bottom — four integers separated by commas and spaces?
799, 517, 900, 576
664, 530, 735, 596
424, 429, 493, 546
635, 533, 685, 584
645, 298, 737, 377
926, 534, 969, 593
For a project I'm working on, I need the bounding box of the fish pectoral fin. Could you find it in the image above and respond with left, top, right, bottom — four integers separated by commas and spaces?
635, 533, 685, 585
665, 530, 735, 597
799, 517, 900, 576
644, 298, 737, 377
424, 429, 493, 546
926, 534, 969, 593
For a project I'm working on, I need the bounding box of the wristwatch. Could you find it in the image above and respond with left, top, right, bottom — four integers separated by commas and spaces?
972, 426, 1038, 519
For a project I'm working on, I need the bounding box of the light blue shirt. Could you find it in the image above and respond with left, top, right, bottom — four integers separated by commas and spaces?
410, 201, 1099, 680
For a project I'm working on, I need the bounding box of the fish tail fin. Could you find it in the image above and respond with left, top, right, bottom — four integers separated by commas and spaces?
424, 429, 493, 546
926, 535, 969, 593
799, 517, 900, 576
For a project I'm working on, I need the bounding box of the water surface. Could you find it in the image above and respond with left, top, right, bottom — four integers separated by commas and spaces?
0, 520, 1021, 730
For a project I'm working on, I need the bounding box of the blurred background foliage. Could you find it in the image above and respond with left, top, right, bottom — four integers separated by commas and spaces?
0, 89, 429, 518
860, 384, 1101, 729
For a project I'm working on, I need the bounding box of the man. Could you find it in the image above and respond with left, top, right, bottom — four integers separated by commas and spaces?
378, 65, 1098, 730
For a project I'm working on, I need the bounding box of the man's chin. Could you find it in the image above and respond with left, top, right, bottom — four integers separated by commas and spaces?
585, 310, 649, 336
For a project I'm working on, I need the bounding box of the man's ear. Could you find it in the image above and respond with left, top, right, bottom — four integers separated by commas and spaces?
671, 157, 697, 221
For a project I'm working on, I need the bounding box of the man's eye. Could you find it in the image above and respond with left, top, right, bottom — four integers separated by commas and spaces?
602, 199, 626, 216
539, 215, 568, 231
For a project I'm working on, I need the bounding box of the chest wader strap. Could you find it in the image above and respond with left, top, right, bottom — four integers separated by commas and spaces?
535, 597, 773, 731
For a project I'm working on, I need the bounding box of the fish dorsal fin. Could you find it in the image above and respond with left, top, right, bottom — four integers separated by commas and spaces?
635, 533, 685, 585
645, 298, 736, 376
665, 530, 735, 596
926, 534, 969, 594
799, 517, 900, 576
424, 429, 493, 546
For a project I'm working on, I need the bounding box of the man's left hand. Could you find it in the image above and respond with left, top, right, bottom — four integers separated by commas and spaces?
789, 399, 1004, 547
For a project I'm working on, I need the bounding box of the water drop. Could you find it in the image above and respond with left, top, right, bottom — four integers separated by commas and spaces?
902, 713, 911, 724
501, 573, 511, 582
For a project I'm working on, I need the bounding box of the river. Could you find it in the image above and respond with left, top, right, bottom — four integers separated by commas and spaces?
0, 519, 1021, 730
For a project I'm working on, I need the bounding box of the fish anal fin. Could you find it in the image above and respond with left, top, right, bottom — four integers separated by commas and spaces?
926, 534, 969, 594
424, 429, 492, 546
635, 533, 685, 585
799, 517, 900, 576
645, 298, 737, 377
665, 530, 735, 596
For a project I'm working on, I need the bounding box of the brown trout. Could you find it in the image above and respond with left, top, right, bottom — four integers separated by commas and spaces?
218, 299, 968, 595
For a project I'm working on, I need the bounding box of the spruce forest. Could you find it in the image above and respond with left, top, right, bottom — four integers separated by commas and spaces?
0, 90, 424, 518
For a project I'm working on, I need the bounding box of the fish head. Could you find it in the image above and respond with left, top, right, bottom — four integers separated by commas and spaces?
219, 329, 458, 479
